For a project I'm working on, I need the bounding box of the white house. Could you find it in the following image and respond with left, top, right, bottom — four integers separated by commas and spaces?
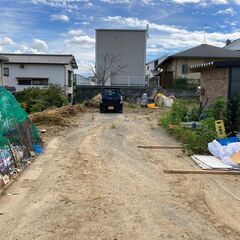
0, 56, 8, 86
95, 29, 147, 86
146, 55, 168, 78
0, 53, 78, 101
224, 38, 240, 51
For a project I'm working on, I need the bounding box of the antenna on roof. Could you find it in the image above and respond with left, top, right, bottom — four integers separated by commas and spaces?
203, 24, 207, 44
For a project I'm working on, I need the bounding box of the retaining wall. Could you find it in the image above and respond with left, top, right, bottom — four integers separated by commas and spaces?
75, 85, 198, 103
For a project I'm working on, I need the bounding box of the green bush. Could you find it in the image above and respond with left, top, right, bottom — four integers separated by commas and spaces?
225, 94, 240, 132
160, 100, 217, 154
205, 97, 225, 119
173, 78, 199, 90
14, 84, 68, 113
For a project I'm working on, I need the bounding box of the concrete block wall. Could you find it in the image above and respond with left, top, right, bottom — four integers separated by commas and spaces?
200, 68, 229, 105
75, 86, 197, 103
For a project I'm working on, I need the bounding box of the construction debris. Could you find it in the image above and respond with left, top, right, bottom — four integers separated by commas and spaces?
0, 87, 43, 186
191, 155, 234, 170
208, 140, 240, 168
155, 93, 175, 107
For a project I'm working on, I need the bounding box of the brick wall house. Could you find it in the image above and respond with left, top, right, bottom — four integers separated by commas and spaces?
155, 44, 240, 89
190, 61, 240, 105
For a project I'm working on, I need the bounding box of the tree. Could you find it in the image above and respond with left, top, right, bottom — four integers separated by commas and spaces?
90, 53, 126, 86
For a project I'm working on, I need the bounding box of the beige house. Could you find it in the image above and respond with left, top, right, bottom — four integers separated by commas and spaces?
155, 44, 240, 88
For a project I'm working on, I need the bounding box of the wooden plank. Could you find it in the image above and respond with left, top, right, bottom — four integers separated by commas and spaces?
138, 145, 182, 149
164, 169, 240, 175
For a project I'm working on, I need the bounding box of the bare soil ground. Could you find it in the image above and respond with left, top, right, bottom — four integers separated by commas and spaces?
0, 107, 240, 240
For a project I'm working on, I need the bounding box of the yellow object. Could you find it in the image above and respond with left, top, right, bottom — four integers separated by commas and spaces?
230, 152, 240, 164
215, 120, 227, 139
148, 103, 156, 109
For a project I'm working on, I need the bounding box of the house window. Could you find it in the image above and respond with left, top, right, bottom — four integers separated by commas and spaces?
3, 68, 9, 76
18, 79, 32, 85
68, 70, 73, 87
32, 78, 48, 85
18, 78, 49, 85
182, 64, 189, 74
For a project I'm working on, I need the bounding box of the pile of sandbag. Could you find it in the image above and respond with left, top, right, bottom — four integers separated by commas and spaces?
155, 93, 176, 107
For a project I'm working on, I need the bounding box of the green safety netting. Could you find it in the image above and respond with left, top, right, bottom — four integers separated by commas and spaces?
0, 87, 42, 174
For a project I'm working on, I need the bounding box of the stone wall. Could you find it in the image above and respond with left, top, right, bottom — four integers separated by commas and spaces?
200, 68, 229, 104
75, 85, 197, 103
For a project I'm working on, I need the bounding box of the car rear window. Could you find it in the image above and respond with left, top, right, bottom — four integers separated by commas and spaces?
102, 89, 120, 96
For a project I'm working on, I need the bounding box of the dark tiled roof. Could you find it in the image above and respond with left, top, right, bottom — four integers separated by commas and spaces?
0, 53, 78, 69
172, 44, 240, 58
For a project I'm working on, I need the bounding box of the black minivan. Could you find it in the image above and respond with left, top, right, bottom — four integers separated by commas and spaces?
100, 87, 123, 113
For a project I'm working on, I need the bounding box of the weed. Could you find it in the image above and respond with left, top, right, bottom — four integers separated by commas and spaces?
127, 103, 138, 109
111, 124, 116, 129
160, 99, 218, 154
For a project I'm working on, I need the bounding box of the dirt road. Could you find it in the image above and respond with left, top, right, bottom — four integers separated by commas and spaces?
0, 110, 240, 240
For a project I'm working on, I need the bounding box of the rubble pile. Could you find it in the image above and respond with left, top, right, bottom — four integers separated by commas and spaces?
0, 87, 42, 187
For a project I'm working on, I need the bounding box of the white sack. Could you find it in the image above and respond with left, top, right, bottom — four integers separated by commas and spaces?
208, 140, 240, 167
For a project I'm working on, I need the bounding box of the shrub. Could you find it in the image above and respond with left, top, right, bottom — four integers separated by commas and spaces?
173, 78, 188, 89
160, 100, 217, 154
15, 84, 68, 113
225, 94, 240, 132
205, 97, 225, 120
173, 78, 199, 90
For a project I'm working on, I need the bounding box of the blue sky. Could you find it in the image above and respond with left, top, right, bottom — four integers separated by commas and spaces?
0, 0, 240, 75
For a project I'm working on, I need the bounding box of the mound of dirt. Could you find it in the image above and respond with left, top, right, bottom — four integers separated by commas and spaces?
84, 94, 101, 108
30, 105, 86, 126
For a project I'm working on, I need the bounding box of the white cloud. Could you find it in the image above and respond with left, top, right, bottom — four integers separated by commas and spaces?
32, 38, 48, 51
32, 0, 90, 10
100, 0, 131, 4
0, 37, 15, 46
172, 0, 229, 6
215, 7, 236, 15
101, 15, 240, 55
66, 35, 95, 46
68, 29, 84, 36
15, 38, 48, 54
15, 47, 41, 54
50, 14, 69, 22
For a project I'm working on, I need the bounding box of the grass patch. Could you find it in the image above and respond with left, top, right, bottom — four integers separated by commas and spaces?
127, 103, 138, 109
111, 124, 117, 129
